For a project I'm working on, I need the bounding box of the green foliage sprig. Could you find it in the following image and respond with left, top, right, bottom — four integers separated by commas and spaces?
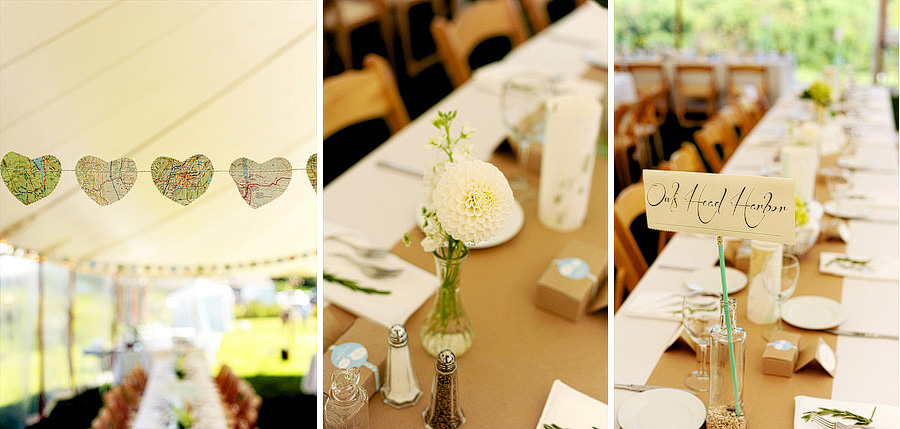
801, 407, 875, 425
323, 272, 391, 295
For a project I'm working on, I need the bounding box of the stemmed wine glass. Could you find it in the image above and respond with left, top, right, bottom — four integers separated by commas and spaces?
500, 73, 553, 199
763, 254, 800, 340
826, 169, 854, 212
682, 291, 721, 392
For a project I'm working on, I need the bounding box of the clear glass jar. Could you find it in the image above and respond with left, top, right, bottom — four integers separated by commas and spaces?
324, 367, 369, 429
707, 297, 747, 429
421, 246, 474, 357
423, 349, 465, 429
382, 324, 423, 408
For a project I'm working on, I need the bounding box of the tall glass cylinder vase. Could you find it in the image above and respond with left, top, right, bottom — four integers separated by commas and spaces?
421, 245, 474, 357
707, 298, 747, 429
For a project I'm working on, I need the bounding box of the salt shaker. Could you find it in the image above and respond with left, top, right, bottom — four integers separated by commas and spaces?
423, 349, 465, 428
324, 367, 369, 429
381, 324, 423, 408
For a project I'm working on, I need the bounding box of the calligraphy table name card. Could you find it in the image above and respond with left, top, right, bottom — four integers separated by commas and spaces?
643, 170, 796, 245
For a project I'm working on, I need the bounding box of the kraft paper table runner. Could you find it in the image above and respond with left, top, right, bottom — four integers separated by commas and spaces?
328, 154, 608, 427
645, 154, 846, 427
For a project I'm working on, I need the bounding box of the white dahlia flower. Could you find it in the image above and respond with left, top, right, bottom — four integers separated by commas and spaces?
432, 159, 514, 244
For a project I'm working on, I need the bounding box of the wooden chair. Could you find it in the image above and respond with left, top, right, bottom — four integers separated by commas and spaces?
622, 90, 663, 168
628, 63, 669, 119
662, 142, 706, 173
325, 0, 394, 71
613, 103, 637, 188
91, 408, 116, 429
519, 0, 584, 33
716, 104, 752, 140
430, 0, 528, 87
727, 64, 768, 107
693, 117, 737, 172
324, 54, 410, 139
390, 0, 445, 77
674, 64, 717, 127
613, 182, 650, 310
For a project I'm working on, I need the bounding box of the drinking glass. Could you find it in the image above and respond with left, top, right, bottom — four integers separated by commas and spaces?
500, 73, 553, 198
682, 291, 721, 391
826, 169, 853, 211
763, 254, 800, 340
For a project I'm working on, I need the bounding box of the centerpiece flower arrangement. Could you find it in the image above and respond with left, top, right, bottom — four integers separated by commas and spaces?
785, 193, 821, 257
801, 80, 832, 108
405, 110, 514, 357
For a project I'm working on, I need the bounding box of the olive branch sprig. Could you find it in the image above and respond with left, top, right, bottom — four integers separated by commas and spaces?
801, 407, 875, 426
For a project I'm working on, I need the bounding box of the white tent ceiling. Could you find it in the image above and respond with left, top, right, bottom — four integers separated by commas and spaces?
0, 1, 317, 275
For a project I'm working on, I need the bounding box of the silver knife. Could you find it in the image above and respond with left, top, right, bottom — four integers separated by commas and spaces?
614, 383, 695, 395
376, 160, 424, 178
826, 329, 899, 340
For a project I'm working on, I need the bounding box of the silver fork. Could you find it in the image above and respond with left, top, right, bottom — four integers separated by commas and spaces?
326, 236, 391, 258
809, 413, 866, 429
331, 253, 403, 279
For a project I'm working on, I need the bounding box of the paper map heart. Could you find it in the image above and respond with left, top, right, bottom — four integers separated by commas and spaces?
1, 151, 62, 205
306, 153, 317, 192
150, 154, 214, 205
75, 156, 138, 206
229, 157, 292, 208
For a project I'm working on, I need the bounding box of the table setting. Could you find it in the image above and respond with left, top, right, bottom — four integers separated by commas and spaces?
323, 4, 609, 427
615, 71, 898, 428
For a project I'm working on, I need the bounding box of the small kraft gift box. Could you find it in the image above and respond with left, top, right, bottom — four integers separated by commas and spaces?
536, 240, 607, 321
762, 331, 801, 377
324, 316, 388, 400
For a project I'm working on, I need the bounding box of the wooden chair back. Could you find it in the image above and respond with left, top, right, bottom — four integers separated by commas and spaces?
693, 117, 737, 172
613, 181, 650, 310
323, 54, 410, 139
674, 64, 716, 126
430, 0, 528, 87
628, 63, 668, 96
665, 142, 706, 173
727, 64, 767, 106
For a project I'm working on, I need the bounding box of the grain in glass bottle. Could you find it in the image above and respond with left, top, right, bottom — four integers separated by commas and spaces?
707, 297, 747, 429
325, 367, 369, 429
382, 324, 423, 408
423, 349, 465, 429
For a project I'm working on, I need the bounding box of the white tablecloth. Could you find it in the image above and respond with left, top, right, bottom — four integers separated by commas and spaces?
324, 2, 607, 247
613, 85, 899, 426
132, 348, 228, 429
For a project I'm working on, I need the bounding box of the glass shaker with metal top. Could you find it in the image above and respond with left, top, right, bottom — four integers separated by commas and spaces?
382, 324, 423, 408
423, 349, 465, 429
324, 367, 369, 429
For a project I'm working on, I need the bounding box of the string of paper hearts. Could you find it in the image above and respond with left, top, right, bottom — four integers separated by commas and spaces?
0, 152, 317, 208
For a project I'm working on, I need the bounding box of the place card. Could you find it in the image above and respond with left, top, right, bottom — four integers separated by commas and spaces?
664, 324, 699, 355
536, 240, 607, 322
762, 331, 801, 377
324, 317, 388, 400
643, 170, 796, 244
795, 337, 837, 377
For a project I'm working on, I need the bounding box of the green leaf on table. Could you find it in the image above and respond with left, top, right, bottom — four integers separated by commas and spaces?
801, 407, 875, 425
323, 272, 391, 295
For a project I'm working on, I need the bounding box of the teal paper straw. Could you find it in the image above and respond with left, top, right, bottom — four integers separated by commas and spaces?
717, 236, 742, 416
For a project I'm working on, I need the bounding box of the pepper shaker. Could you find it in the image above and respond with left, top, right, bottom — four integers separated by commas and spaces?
382, 324, 423, 408
423, 349, 465, 428
324, 367, 369, 429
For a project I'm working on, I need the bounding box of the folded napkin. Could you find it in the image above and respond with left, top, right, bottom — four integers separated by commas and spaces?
794, 396, 899, 429
324, 224, 438, 328
625, 291, 685, 321
536, 379, 608, 429
819, 252, 900, 282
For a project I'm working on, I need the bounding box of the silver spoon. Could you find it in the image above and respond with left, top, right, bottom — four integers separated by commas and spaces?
330, 253, 402, 279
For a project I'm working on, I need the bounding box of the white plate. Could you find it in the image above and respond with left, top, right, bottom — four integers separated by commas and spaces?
781, 296, 847, 330
617, 388, 705, 429
683, 267, 748, 294
824, 200, 871, 219
414, 200, 525, 249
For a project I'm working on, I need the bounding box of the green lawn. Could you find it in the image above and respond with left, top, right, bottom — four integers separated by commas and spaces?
215, 315, 316, 378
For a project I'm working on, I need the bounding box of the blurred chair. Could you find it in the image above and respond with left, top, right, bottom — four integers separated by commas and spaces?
727, 64, 768, 108
324, 54, 410, 139
614, 103, 637, 188
520, 0, 584, 33
674, 64, 716, 127
325, 0, 393, 71
628, 63, 669, 119
661, 142, 706, 173
693, 117, 738, 172
622, 89, 664, 168
391, 0, 444, 77
613, 182, 650, 310
716, 104, 752, 140
430, 0, 528, 87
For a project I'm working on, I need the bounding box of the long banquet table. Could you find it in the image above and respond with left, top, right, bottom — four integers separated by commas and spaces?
324, 3, 608, 427
614, 85, 899, 427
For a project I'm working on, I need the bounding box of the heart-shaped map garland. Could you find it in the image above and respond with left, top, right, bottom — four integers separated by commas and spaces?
307, 153, 317, 192
75, 156, 138, 206
1, 151, 62, 205
151, 154, 214, 205
229, 157, 292, 208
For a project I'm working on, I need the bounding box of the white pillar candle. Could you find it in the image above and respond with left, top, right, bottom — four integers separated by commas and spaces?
746, 240, 783, 325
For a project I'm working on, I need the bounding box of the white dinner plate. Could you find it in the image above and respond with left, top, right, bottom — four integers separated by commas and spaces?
414, 200, 525, 249
684, 267, 748, 294
824, 200, 871, 219
617, 388, 706, 429
781, 296, 847, 330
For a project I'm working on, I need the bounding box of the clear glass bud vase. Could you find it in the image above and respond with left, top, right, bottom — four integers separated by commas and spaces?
421, 245, 474, 357
707, 297, 747, 429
